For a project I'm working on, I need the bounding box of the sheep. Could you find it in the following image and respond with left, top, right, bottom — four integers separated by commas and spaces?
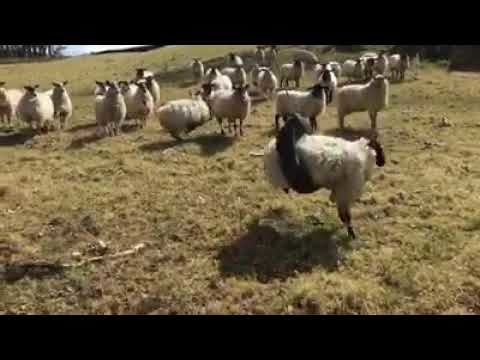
94, 81, 109, 96
265, 46, 279, 70
203, 67, 233, 91
337, 74, 390, 130
375, 51, 389, 76
364, 58, 376, 80
201, 84, 251, 137
50, 81, 73, 130
228, 53, 244, 67
280, 60, 304, 88
145, 76, 161, 105
390, 54, 410, 81
257, 68, 278, 99
274, 83, 328, 132
255, 46, 266, 66
0, 82, 23, 126
317, 68, 338, 104
221, 66, 247, 87
157, 89, 211, 141
119, 80, 154, 128
136, 68, 154, 80
94, 81, 110, 136
263, 112, 386, 239
96, 81, 127, 136
17, 85, 55, 132
251, 64, 270, 87
191, 58, 205, 83
342, 59, 357, 82
329, 62, 342, 79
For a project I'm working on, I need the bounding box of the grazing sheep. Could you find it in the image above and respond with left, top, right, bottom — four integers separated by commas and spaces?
119, 80, 154, 128
145, 76, 161, 105
50, 81, 73, 130
136, 68, 154, 80
375, 51, 389, 76
263, 112, 386, 239
280, 60, 304, 88
97, 81, 127, 136
0, 82, 23, 126
274, 83, 328, 132
255, 46, 266, 66
157, 90, 211, 141
337, 75, 390, 130
17, 85, 55, 132
257, 68, 278, 99
228, 53, 244, 67
203, 67, 233, 91
192, 58, 205, 83
221, 66, 247, 87
202, 84, 251, 137
317, 68, 338, 104
390, 54, 410, 81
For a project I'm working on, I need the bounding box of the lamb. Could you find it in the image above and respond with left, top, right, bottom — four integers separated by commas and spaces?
201, 84, 251, 137
0, 82, 23, 126
221, 66, 247, 87
119, 80, 154, 128
263, 112, 386, 239
389, 54, 410, 81
145, 76, 161, 105
136, 68, 154, 80
95, 81, 127, 137
257, 68, 278, 99
203, 68, 233, 91
157, 90, 211, 141
375, 51, 389, 76
274, 83, 328, 132
17, 85, 55, 132
50, 81, 73, 130
228, 53, 244, 67
337, 74, 390, 130
191, 58, 205, 83
280, 60, 304, 88
317, 68, 338, 104
255, 46, 266, 66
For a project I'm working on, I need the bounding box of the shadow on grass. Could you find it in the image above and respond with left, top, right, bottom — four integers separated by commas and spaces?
0, 129, 36, 147
218, 209, 346, 282
67, 122, 98, 133
140, 133, 235, 157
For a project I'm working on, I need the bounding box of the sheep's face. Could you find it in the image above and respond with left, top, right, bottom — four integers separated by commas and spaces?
373, 75, 388, 89
293, 60, 303, 68
24, 85, 40, 98
118, 81, 131, 94
367, 138, 386, 167
309, 84, 327, 99
233, 85, 250, 101
95, 81, 109, 95
137, 81, 149, 94
321, 70, 332, 83
105, 81, 121, 96
52, 81, 68, 96
136, 69, 146, 78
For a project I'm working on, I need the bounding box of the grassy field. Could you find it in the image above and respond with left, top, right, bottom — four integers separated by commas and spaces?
1, 45, 480, 315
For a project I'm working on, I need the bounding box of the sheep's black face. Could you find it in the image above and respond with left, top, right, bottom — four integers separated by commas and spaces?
322, 70, 331, 83
368, 139, 386, 167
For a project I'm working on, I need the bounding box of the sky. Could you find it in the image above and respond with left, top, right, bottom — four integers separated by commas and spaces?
64, 45, 147, 56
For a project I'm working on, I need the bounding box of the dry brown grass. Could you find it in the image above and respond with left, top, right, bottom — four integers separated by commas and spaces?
0, 46, 480, 315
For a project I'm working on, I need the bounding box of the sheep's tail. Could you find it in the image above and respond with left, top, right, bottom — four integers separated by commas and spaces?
276, 113, 319, 194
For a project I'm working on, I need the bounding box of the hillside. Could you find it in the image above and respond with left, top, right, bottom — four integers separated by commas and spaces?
1, 45, 480, 315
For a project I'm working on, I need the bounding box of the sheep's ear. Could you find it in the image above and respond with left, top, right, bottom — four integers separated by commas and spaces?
52, 82, 60, 87
63, 81, 69, 86
0, 81, 5, 87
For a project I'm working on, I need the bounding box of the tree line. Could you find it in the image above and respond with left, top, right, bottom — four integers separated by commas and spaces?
0, 45, 66, 58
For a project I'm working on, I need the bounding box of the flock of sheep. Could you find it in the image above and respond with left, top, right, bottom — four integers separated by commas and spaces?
0, 46, 418, 239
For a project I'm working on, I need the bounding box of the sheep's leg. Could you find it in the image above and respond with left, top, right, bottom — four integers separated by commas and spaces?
338, 113, 345, 129
217, 118, 225, 136
233, 120, 238, 137
369, 111, 378, 130
338, 206, 356, 239
309, 117, 317, 132
239, 118, 244, 137
295, 79, 300, 89
275, 114, 282, 131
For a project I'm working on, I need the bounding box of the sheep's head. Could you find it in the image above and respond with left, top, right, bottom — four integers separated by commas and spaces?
229, 53, 236, 60
367, 58, 376, 67
233, 84, 250, 100
105, 81, 121, 95
52, 81, 68, 95
307, 84, 328, 99
136, 68, 146, 78
366, 137, 386, 167
321, 69, 332, 83
372, 75, 388, 88
136, 80, 149, 94
24, 85, 40, 98
293, 60, 303, 68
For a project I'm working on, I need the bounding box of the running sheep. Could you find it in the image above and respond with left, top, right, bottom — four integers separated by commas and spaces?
0, 82, 23, 127
274, 83, 328, 132
17, 85, 55, 132
95, 81, 127, 137
337, 75, 390, 130
50, 81, 73, 130
263, 112, 386, 239
119, 80, 154, 128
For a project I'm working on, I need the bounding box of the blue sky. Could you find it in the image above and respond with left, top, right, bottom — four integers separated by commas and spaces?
64, 45, 147, 56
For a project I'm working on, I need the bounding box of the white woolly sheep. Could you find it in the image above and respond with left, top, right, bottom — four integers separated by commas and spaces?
221, 66, 247, 87
337, 74, 390, 130
50, 81, 73, 130
257, 68, 278, 99
0, 82, 23, 126
120, 80, 154, 128
228, 53, 244, 68
280, 60, 304, 88
96, 81, 127, 137
389, 54, 410, 81
202, 84, 251, 137
263, 113, 386, 239
192, 58, 205, 83
203, 67, 233, 91
17, 85, 55, 132
145, 76, 161, 105
157, 90, 211, 140
274, 83, 328, 132
317, 68, 338, 104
